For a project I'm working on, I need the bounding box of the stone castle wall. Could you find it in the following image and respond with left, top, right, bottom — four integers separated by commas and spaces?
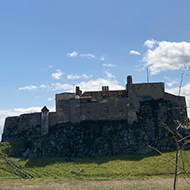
56, 96, 138, 124
4, 99, 189, 158
164, 92, 186, 107
3, 113, 41, 135
3, 116, 19, 134
17, 113, 41, 132
128, 82, 165, 101
2, 76, 187, 142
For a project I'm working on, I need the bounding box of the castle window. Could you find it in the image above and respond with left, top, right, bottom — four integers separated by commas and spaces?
142, 96, 152, 100
119, 108, 123, 113
64, 110, 67, 114
104, 107, 108, 113
84, 99, 91, 103
103, 95, 108, 99
118, 94, 123, 98
61, 100, 69, 104
87, 109, 91, 114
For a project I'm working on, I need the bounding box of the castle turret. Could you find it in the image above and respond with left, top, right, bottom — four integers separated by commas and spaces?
127, 75, 132, 84
126, 75, 132, 97
41, 106, 49, 136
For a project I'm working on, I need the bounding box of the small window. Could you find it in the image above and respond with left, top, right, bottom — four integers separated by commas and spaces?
118, 94, 123, 98
61, 100, 69, 104
142, 96, 152, 100
103, 95, 108, 99
87, 109, 91, 114
84, 99, 91, 103
104, 107, 108, 113
64, 110, 67, 114
119, 108, 123, 113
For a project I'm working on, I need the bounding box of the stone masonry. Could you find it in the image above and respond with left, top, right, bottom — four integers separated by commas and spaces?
2, 75, 186, 140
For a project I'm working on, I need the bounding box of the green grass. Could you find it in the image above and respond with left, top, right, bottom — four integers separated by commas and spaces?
1, 142, 190, 189
1, 149, 190, 181
21, 151, 190, 181
0, 142, 21, 179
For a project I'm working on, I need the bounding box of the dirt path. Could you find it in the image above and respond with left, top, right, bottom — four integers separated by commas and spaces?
0, 178, 190, 189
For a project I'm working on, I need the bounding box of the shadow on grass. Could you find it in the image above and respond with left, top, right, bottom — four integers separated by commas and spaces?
24, 151, 160, 168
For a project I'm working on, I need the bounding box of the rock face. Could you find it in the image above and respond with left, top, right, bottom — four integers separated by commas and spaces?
2, 99, 189, 158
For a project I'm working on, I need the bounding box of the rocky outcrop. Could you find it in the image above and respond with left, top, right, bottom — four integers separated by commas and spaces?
2, 99, 189, 158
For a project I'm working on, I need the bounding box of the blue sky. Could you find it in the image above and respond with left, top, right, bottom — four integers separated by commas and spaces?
1, 0, 190, 139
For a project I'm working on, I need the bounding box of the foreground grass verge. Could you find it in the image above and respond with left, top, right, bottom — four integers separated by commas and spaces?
0, 178, 190, 190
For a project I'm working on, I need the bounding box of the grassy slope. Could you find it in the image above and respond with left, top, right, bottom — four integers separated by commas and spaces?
1, 142, 190, 181
0, 142, 21, 179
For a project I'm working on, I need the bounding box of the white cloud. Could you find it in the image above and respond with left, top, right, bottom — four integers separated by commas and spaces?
19, 85, 38, 90
144, 39, 158, 48
67, 74, 81, 79
129, 50, 141, 55
54, 71, 123, 92
77, 78, 124, 92
19, 82, 72, 92
82, 74, 93, 79
67, 51, 105, 61
102, 63, 116, 67
67, 74, 93, 80
39, 84, 48, 89
51, 69, 64, 80
99, 56, 105, 61
166, 83, 190, 97
143, 40, 190, 75
52, 83, 73, 92
80, 53, 95, 59
166, 83, 190, 117
164, 76, 178, 87
167, 81, 178, 87
18, 71, 118, 94
19, 84, 50, 91
48, 98, 53, 101
105, 71, 115, 79
54, 71, 124, 92
67, 51, 78, 57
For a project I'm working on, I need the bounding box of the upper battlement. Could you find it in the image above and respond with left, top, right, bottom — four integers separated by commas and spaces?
56, 75, 165, 102
55, 75, 186, 124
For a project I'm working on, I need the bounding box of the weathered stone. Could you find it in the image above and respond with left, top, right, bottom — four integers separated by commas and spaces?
1, 99, 189, 158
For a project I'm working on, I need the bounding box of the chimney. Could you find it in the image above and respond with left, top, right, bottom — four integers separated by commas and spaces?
102, 86, 109, 92
127, 75, 132, 84
76, 86, 80, 96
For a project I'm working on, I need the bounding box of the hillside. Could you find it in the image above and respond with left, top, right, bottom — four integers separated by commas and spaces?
1, 142, 190, 181
2, 141, 190, 189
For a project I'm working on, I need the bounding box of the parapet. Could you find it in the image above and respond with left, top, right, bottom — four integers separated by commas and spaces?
56, 93, 75, 101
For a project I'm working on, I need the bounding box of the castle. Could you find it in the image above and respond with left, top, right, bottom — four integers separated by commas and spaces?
2, 75, 186, 139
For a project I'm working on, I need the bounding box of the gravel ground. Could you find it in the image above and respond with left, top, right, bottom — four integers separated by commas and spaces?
0, 178, 190, 190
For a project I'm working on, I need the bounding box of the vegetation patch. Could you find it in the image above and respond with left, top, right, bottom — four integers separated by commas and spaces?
1, 142, 190, 181
1, 143, 190, 189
